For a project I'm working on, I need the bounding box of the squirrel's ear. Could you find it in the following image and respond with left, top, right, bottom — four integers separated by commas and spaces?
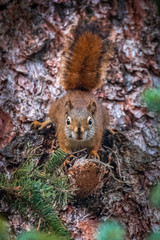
87, 100, 97, 115
65, 99, 73, 114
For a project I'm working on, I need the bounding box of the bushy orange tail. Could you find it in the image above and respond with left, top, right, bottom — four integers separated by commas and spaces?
60, 21, 111, 91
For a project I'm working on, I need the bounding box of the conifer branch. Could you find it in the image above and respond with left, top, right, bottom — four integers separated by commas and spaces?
0, 148, 73, 239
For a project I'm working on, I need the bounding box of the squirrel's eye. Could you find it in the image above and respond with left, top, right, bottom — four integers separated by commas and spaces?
67, 117, 71, 126
88, 116, 92, 125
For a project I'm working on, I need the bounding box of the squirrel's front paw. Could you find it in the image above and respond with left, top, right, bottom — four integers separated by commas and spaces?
107, 127, 118, 135
88, 150, 100, 159
31, 119, 52, 130
31, 120, 42, 129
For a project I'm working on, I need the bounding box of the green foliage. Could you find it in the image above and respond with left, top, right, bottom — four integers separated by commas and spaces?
50, 174, 74, 208
148, 183, 160, 239
142, 88, 160, 113
0, 148, 73, 239
148, 231, 160, 240
150, 183, 160, 208
15, 179, 68, 235
45, 148, 68, 173
153, 0, 160, 15
0, 216, 9, 240
95, 220, 125, 240
17, 230, 69, 240
18, 231, 52, 240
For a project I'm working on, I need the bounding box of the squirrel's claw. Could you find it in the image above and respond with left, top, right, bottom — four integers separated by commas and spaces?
88, 150, 100, 159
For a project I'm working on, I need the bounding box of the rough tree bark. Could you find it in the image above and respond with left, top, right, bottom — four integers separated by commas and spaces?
0, 0, 160, 240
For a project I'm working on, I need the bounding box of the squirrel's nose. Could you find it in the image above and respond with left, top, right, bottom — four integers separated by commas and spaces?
74, 126, 84, 135
77, 127, 81, 135
74, 127, 81, 135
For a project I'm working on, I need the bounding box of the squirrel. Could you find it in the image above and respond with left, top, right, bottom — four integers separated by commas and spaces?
31, 20, 114, 159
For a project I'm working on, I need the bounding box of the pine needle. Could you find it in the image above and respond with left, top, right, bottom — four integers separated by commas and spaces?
0, 148, 73, 239
45, 148, 68, 173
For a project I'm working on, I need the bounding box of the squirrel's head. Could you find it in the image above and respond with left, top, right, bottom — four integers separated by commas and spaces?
64, 99, 96, 142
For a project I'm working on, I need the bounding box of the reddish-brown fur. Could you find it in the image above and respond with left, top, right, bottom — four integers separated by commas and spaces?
31, 21, 112, 158
48, 91, 109, 156
60, 32, 103, 91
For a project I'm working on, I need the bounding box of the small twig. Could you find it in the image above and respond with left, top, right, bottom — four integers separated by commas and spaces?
71, 148, 87, 155
37, 218, 42, 231
87, 159, 113, 169
103, 146, 113, 152
0, 185, 18, 195
110, 172, 133, 185
111, 173, 124, 183
12, 146, 42, 177
113, 145, 122, 179
104, 145, 122, 178
29, 146, 41, 155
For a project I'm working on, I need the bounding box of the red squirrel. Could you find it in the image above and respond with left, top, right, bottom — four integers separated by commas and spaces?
31, 20, 114, 159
